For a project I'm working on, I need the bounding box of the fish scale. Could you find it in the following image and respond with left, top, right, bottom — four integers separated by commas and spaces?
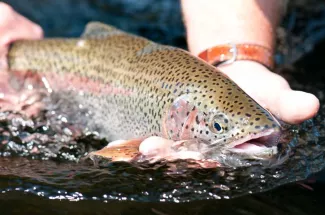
6, 22, 280, 159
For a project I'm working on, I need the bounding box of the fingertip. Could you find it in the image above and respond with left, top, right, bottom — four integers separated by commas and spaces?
32, 24, 44, 39
139, 136, 173, 155
278, 90, 320, 124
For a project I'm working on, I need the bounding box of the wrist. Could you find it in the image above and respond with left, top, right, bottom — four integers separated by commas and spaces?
198, 43, 274, 70
218, 60, 269, 73
181, 0, 286, 56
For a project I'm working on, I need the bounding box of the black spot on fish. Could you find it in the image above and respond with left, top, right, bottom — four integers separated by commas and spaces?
195, 115, 200, 124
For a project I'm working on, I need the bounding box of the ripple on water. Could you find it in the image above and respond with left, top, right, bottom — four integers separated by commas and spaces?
0, 108, 324, 202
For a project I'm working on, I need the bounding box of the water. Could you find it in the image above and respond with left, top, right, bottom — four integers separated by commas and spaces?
1, 0, 325, 214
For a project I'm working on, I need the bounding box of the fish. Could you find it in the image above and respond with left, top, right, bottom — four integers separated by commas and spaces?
2, 22, 282, 165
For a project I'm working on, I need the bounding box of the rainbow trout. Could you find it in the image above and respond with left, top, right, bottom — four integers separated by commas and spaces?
3, 22, 282, 164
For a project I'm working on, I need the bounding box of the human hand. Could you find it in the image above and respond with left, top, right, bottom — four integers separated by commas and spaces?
179, 0, 318, 124
0, 2, 43, 46
103, 60, 319, 163
0, 3, 44, 114
218, 60, 320, 124
0, 2, 43, 68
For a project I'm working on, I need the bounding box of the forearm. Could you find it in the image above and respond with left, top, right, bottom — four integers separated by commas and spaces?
181, 0, 287, 56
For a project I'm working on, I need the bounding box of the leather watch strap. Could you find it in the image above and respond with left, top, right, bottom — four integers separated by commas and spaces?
198, 44, 274, 70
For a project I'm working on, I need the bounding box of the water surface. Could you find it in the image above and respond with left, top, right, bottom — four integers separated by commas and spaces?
1, 0, 325, 214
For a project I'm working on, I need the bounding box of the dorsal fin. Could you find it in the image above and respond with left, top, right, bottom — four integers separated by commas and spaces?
81, 22, 124, 38
136, 42, 176, 56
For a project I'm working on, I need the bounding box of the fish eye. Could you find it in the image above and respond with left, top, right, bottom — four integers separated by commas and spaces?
210, 113, 230, 134
211, 120, 223, 134
214, 122, 222, 131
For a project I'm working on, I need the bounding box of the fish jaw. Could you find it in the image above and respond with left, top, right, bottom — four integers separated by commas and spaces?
222, 127, 282, 160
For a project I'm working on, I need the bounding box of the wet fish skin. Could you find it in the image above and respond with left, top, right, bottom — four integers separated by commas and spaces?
6, 22, 281, 159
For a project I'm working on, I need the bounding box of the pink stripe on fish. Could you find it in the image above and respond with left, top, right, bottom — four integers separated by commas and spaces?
9, 70, 135, 96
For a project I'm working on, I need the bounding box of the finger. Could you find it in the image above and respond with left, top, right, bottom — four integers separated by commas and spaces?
139, 136, 174, 157
7, 11, 43, 41
275, 90, 320, 124
219, 61, 320, 124
0, 3, 43, 46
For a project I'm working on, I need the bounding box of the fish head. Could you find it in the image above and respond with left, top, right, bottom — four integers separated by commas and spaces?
165, 72, 282, 160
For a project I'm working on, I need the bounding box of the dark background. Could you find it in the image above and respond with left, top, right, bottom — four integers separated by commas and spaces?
1, 0, 325, 214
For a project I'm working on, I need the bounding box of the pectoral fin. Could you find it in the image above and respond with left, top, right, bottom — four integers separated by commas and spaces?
87, 137, 221, 169
88, 138, 143, 162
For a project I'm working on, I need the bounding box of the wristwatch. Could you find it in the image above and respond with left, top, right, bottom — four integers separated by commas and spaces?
198, 43, 274, 70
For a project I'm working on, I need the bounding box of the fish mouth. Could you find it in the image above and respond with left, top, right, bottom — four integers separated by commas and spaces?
224, 128, 281, 160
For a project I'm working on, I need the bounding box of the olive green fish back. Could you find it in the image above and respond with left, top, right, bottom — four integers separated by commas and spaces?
7, 22, 279, 144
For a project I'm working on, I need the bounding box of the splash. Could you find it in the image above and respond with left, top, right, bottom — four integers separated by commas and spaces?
0, 107, 324, 202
